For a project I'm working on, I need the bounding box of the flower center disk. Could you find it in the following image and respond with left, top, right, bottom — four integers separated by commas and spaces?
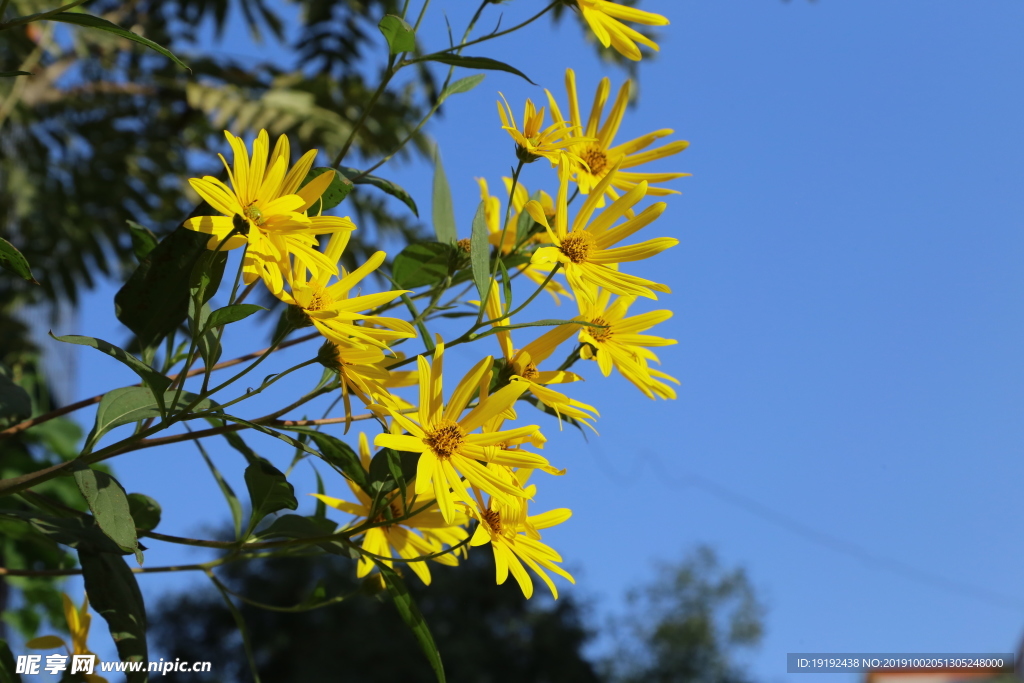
560, 230, 596, 264
589, 317, 613, 343
424, 419, 466, 459
582, 146, 609, 176
483, 508, 502, 534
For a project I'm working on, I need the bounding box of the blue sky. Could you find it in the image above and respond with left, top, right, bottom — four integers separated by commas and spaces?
30, 1, 1024, 681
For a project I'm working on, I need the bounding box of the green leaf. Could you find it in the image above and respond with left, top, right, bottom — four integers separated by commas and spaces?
126, 220, 158, 262
420, 53, 535, 85
0, 510, 128, 555
115, 225, 227, 350
126, 494, 161, 532
287, 428, 369, 495
470, 200, 491, 302
191, 302, 222, 369
205, 303, 266, 330
253, 514, 335, 540
48, 12, 189, 70
0, 371, 31, 427
244, 456, 298, 535
491, 318, 588, 331
367, 448, 418, 499
207, 572, 261, 683
72, 464, 139, 558
431, 146, 457, 244
378, 14, 416, 55
0, 71, 31, 77
79, 550, 148, 681
0, 639, 23, 683
338, 167, 418, 217
376, 562, 446, 683
50, 334, 172, 414
198, 440, 244, 540
303, 167, 353, 213
84, 387, 214, 452
0, 236, 37, 284
439, 74, 485, 103
392, 242, 457, 289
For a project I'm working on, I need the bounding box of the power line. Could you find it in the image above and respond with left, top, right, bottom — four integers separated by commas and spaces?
586, 440, 1024, 612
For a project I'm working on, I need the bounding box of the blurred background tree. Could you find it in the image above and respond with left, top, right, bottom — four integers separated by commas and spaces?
149, 543, 763, 681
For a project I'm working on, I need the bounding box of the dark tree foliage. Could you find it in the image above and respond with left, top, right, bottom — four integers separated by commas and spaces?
151, 550, 603, 683
604, 546, 764, 683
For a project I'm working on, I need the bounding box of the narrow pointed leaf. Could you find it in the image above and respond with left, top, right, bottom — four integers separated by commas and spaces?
439, 74, 485, 102
432, 147, 457, 244
78, 551, 148, 682
205, 303, 266, 330
376, 562, 446, 683
420, 53, 534, 85
126, 221, 158, 262
0, 236, 37, 284
470, 200, 491, 301
338, 167, 418, 216
48, 12, 189, 70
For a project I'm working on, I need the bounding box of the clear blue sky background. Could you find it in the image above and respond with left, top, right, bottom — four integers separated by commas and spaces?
30, 1, 1024, 681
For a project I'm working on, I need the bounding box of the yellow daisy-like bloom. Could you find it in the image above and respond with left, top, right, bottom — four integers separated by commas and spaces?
528, 157, 676, 305
276, 232, 416, 351
547, 68, 689, 207
573, 0, 669, 62
497, 94, 591, 168
476, 177, 572, 304
312, 434, 468, 585
185, 130, 357, 295
320, 340, 418, 431
577, 285, 679, 400
372, 338, 558, 524
27, 594, 107, 683
482, 283, 599, 430
465, 472, 574, 599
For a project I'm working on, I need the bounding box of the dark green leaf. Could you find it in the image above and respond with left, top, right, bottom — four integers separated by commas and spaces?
0, 371, 31, 427
0, 510, 127, 555
431, 147, 457, 244
0, 236, 37, 283
392, 242, 456, 289
207, 572, 261, 683
338, 167, 419, 217
303, 167, 353, 213
206, 303, 266, 330
127, 494, 161, 532
48, 12, 189, 70
73, 463, 139, 558
0, 71, 31, 77
254, 514, 335, 540
367, 448, 418, 498
85, 387, 214, 451
244, 456, 298, 534
0, 639, 21, 683
50, 334, 172, 414
470, 200, 491, 302
126, 220, 158, 262
287, 428, 369, 494
420, 53, 534, 85
115, 225, 227, 350
79, 550, 148, 681
191, 302, 222, 369
439, 74, 485, 102
378, 14, 416, 55
198, 439, 244, 539
376, 562, 446, 683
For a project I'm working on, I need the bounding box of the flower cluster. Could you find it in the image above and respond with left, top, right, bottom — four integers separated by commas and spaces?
181, 3, 678, 601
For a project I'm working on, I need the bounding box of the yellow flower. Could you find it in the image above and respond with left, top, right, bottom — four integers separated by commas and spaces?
27, 594, 107, 683
573, 0, 669, 62
372, 338, 557, 524
276, 232, 416, 351
527, 158, 676, 304
497, 94, 591, 168
185, 129, 356, 295
312, 434, 468, 585
475, 177, 572, 304
320, 340, 417, 431
547, 68, 689, 207
464, 472, 574, 599
577, 285, 679, 399
482, 283, 599, 430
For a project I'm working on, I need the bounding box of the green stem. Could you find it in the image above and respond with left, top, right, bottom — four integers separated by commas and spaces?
332, 54, 397, 167
403, 1, 557, 60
